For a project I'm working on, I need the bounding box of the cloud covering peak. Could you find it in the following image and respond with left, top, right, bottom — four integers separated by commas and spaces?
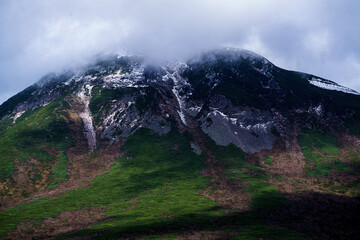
1, 0, 360, 103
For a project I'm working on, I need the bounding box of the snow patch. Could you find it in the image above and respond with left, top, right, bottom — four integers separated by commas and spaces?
103, 67, 147, 88
77, 84, 96, 151
188, 106, 203, 112
12, 111, 25, 123
309, 77, 360, 95
314, 104, 323, 116
247, 122, 272, 132
211, 109, 227, 118
163, 63, 190, 126
190, 141, 202, 155
208, 109, 273, 132
187, 105, 203, 116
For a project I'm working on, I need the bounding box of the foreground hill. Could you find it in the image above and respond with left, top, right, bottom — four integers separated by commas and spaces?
0, 48, 359, 239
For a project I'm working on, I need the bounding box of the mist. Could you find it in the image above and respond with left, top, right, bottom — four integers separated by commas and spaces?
1, 0, 360, 103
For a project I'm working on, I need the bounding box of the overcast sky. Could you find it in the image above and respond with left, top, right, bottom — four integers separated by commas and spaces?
1, 0, 360, 103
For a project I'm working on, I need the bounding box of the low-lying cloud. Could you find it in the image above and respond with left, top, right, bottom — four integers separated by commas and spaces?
1, 0, 360, 103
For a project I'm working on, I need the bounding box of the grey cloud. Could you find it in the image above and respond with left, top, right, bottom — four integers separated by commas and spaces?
0, 0, 360, 103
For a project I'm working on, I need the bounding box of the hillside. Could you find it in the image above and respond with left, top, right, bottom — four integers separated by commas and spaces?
0, 48, 359, 239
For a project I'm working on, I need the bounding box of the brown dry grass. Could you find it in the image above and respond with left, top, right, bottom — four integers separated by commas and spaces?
259, 132, 360, 197
0, 158, 53, 209
6, 207, 106, 240
33, 140, 125, 200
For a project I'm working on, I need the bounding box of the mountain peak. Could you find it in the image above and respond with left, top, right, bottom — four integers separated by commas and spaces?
1, 48, 360, 239
188, 47, 270, 65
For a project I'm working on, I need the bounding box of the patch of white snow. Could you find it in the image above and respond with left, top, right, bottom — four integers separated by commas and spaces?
314, 104, 323, 116
163, 63, 189, 126
77, 84, 96, 151
12, 111, 25, 123
309, 77, 360, 95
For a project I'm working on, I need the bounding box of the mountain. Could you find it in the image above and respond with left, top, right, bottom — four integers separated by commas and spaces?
0, 48, 359, 239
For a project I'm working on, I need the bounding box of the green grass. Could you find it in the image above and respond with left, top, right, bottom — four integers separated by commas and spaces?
61, 130, 223, 238
47, 148, 70, 189
209, 141, 286, 211
13, 109, 36, 124
0, 129, 218, 238
0, 129, 306, 239
264, 155, 273, 165
0, 117, 13, 133
0, 100, 73, 181
298, 130, 351, 177
240, 165, 286, 210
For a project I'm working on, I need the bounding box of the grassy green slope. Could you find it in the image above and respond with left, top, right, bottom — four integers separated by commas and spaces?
0, 101, 73, 182
0, 129, 213, 237
210, 142, 286, 211
0, 129, 305, 240
298, 130, 351, 177
297, 130, 360, 197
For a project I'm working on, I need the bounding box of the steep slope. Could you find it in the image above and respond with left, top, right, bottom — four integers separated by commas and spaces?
0, 48, 359, 239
